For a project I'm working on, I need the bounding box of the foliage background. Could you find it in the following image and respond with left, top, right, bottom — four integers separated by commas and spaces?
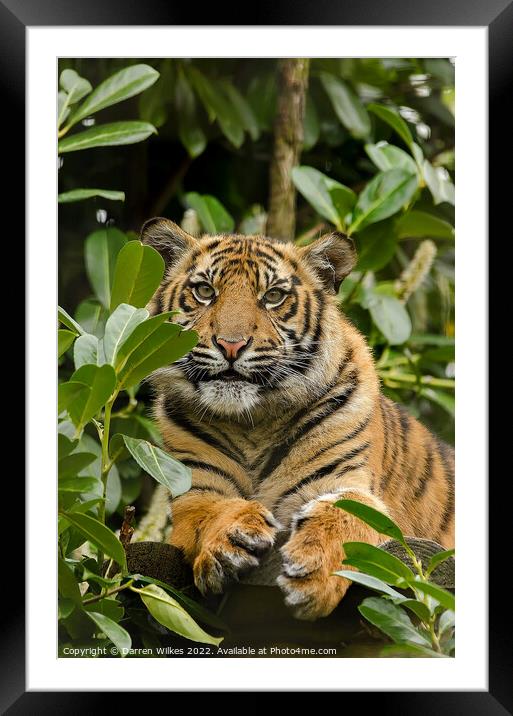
57, 57, 455, 656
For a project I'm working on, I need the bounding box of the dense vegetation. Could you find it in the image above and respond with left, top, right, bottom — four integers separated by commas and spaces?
58, 58, 455, 657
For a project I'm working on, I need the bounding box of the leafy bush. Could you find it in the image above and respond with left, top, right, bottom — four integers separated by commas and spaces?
335, 500, 455, 657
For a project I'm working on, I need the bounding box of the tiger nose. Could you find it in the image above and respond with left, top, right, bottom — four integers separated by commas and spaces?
213, 336, 252, 362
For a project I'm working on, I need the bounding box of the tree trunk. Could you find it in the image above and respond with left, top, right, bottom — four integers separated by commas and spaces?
267, 59, 310, 241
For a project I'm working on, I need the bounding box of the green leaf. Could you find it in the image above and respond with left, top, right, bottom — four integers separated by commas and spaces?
58, 329, 76, 357
292, 166, 356, 229
423, 161, 455, 205
83, 597, 124, 622
343, 541, 415, 586
396, 210, 454, 240
303, 94, 320, 150
185, 192, 235, 234
426, 549, 455, 577
334, 569, 405, 599
59, 69, 92, 106
114, 312, 175, 368
395, 599, 432, 623
62, 511, 127, 572
368, 293, 412, 345
220, 80, 260, 141
66, 364, 116, 431
421, 388, 455, 417
117, 323, 197, 390
75, 299, 108, 338
187, 67, 244, 148
381, 643, 447, 658
103, 304, 149, 365
123, 436, 192, 496
350, 169, 419, 233
174, 71, 207, 158
365, 142, 417, 174
58, 433, 77, 459
358, 596, 431, 646
319, 73, 370, 138
131, 574, 228, 631
407, 579, 455, 611
66, 64, 160, 127
59, 452, 96, 479
58, 121, 157, 154
85, 227, 127, 309
438, 609, 455, 638
73, 333, 100, 369
136, 583, 223, 645
58, 477, 99, 493
58, 558, 83, 606
86, 611, 131, 656
58, 381, 89, 416
106, 467, 122, 515
110, 241, 165, 312
355, 220, 398, 272
58, 189, 125, 204
58, 306, 84, 335
368, 103, 414, 150
335, 498, 406, 545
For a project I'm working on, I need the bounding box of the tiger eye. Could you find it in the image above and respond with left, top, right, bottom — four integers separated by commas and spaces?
194, 283, 215, 300
264, 288, 285, 305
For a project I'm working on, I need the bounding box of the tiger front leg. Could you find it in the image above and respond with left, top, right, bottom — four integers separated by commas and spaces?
277, 488, 386, 620
170, 493, 282, 595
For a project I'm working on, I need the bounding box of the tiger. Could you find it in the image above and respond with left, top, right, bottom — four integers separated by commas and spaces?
141, 217, 455, 621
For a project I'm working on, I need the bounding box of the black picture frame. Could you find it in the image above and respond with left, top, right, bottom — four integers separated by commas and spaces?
4, 0, 504, 709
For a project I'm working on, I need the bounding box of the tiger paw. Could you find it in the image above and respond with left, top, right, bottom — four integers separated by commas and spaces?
277, 496, 352, 620
193, 499, 281, 595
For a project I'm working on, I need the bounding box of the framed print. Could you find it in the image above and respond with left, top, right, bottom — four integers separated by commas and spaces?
2, 0, 507, 708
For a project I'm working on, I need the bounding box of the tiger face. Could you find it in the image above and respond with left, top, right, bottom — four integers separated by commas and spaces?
142, 219, 356, 418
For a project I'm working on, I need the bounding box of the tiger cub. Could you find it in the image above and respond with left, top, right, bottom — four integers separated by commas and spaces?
142, 218, 455, 621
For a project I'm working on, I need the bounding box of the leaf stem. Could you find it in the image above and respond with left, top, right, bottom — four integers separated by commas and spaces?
82, 579, 134, 605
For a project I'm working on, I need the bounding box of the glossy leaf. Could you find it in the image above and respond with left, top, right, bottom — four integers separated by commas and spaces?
334, 570, 405, 599
58, 122, 157, 154
365, 141, 417, 174
396, 210, 454, 240
136, 583, 223, 645
350, 169, 419, 233
110, 241, 164, 312
73, 333, 100, 369
426, 549, 455, 577
62, 511, 127, 572
59, 70, 92, 105
74, 299, 108, 338
58, 329, 76, 357
86, 611, 131, 656
355, 221, 398, 272
103, 304, 149, 365
185, 192, 235, 234
58, 477, 99, 493
423, 161, 455, 205
117, 324, 197, 390
58, 189, 125, 204
368, 103, 414, 150
303, 94, 320, 150
58, 558, 82, 606
358, 596, 431, 646
335, 498, 406, 545
407, 579, 455, 611
66, 364, 116, 431
343, 541, 415, 585
114, 312, 176, 370
220, 80, 260, 141
67, 64, 160, 127
58, 452, 96, 479
319, 72, 370, 138
369, 292, 412, 345
58, 381, 89, 416
123, 436, 192, 496
292, 166, 356, 229
85, 228, 127, 309
174, 71, 207, 158
58, 306, 84, 336
421, 388, 455, 417
187, 67, 244, 148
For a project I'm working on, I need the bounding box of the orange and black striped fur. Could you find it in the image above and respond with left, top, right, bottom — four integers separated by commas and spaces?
142, 218, 455, 621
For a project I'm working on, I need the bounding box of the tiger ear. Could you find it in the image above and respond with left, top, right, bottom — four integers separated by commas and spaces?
299, 232, 357, 293
140, 217, 197, 269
